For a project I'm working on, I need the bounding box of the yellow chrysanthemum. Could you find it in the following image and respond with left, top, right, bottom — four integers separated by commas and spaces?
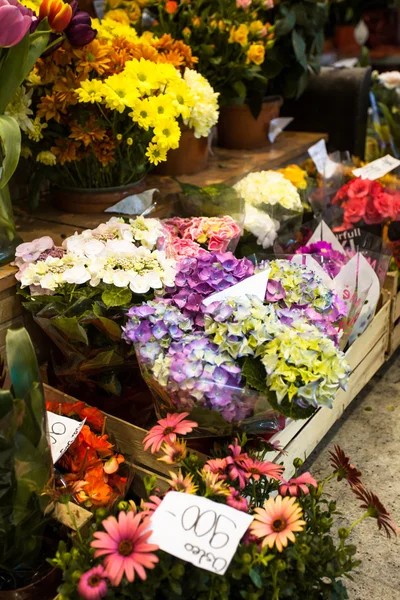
102, 73, 131, 112
76, 79, 105, 104
27, 116, 48, 142
166, 82, 194, 119
36, 151, 57, 166
152, 118, 181, 150
129, 98, 156, 130
148, 94, 177, 119
124, 58, 160, 94
105, 8, 131, 24
145, 142, 167, 165
92, 16, 140, 43
21, 146, 32, 159
26, 67, 42, 87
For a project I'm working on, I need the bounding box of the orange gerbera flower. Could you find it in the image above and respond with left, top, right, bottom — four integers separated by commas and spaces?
37, 93, 65, 122
93, 136, 116, 168
70, 117, 107, 147
51, 138, 80, 164
73, 39, 112, 76
80, 424, 114, 457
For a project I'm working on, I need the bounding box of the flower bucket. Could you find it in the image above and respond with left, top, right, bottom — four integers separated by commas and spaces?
0, 565, 60, 600
217, 96, 283, 150
154, 128, 209, 176
50, 178, 148, 213
334, 25, 359, 53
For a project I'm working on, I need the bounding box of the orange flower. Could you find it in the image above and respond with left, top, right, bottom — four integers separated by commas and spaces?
93, 136, 116, 168
39, 0, 72, 33
78, 479, 113, 507
80, 424, 114, 457
165, 0, 178, 13
59, 441, 99, 473
53, 71, 82, 111
69, 117, 107, 147
80, 406, 105, 432
37, 93, 65, 122
51, 138, 80, 164
104, 453, 125, 474
158, 50, 184, 68
73, 40, 112, 76
36, 58, 60, 85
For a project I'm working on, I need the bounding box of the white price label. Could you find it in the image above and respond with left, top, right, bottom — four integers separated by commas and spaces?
149, 492, 253, 575
202, 268, 270, 307
353, 155, 400, 180
268, 117, 293, 143
308, 139, 328, 174
47, 411, 85, 464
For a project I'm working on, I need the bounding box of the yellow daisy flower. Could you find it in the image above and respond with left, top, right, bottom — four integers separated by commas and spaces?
153, 118, 181, 150
77, 79, 105, 104
145, 142, 167, 165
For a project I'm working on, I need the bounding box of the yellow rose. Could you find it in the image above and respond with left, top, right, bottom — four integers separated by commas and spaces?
278, 165, 308, 190
106, 0, 122, 9
218, 20, 226, 31
249, 20, 264, 35
192, 16, 201, 27
105, 8, 130, 24
126, 1, 141, 23
246, 43, 265, 65
228, 24, 248, 47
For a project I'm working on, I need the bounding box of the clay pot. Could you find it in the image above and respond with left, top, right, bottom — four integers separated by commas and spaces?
155, 127, 209, 176
334, 25, 359, 53
50, 178, 148, 213
0, 566, 60, 600
217, 96, 283, 150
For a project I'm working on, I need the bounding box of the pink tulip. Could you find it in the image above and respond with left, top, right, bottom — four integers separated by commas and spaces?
0, 0, 36, 48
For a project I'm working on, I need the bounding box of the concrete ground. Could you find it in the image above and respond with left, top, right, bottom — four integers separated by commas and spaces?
305, 349, 400, 599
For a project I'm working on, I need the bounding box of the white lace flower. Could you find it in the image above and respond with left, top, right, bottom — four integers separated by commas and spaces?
183, 69, 219, 139
234, 170, 302, 212
19, 254, 91, 291
244, 204, 280, 249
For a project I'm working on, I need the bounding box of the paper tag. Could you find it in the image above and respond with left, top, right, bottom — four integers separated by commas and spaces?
268, 117, 293, 143
353, 155, 400, 180
104, 188, 158, 214
47, 411, 85, 464
333, 58, 359, 68
149, 492, 253, 575
202, 268, 270, 307
308, 139, 328, 175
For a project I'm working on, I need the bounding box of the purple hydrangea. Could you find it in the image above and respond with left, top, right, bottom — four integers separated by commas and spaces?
159, 252, 254, 327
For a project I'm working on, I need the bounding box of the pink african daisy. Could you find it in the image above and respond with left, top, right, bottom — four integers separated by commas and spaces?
279, 472, 318, 497
240, 458, 284, 482
77, 565, 108, 600
141, 494, 163, 515
143, 413, 198, 453
226, 440, 250, 489
203, 458, 228, 481
250, 495, 306, 552
227, 487, 249, 512
91, 511, 159, 585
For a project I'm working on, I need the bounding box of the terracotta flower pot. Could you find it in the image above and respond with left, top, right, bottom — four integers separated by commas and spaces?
0, 566, 60, 600
155, 128, 209, 176
334, 25, 359, 53
217, 96, 283, 150
50, 178, 148, 213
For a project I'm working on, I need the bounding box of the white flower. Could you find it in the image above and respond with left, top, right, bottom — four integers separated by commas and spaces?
378, 71, 400, 89
234, 170, 303, 212
128, 216, 166, 250
244, 204, 280, 249
5, 86, 34, 133
20, 254, 91, 291
183, 69, 219, 139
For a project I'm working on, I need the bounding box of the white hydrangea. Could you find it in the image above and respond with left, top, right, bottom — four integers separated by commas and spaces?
19, 254, 91, 291
234, 170, 303, 212
244, 204, 280, 249
88, 240, 177, 294
183, 69, 219, 139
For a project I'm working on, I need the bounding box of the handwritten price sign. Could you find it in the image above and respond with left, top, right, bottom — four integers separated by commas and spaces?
46, 411, 85, 464
149, 492, 253, 575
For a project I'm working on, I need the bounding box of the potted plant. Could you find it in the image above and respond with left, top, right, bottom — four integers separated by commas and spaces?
329, 0, 372, 53
143, 0, 278, 150
0, 327, 56, 598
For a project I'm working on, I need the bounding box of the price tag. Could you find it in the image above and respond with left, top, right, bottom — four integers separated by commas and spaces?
202, 268, 270, 307
268, 117, 293, 143
149, 492, 253, 575
47, 411, 85, 464
308, 139, 328, 174
353, 155, 400, 180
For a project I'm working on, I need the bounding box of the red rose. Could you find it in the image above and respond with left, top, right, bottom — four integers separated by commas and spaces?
343, 196, 366, 224
347, 178, 372, 199
390, 192, 400, 220
332, 181, 351, 205
373, 191, 396, 219
364, 197, 382, 224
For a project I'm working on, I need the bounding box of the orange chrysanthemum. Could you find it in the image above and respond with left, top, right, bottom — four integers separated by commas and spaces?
70, 117, 107, 147
73, 39, 113, 76
80, 424, 114, 457
51, 138, 80, 164
36, 59, 60, 85
93, 136, 117, 167
37, 93, 65, 122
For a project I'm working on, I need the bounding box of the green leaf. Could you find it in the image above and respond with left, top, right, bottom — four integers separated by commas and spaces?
292, 29, 308, 71
101, 286, 132, 309
275, 11, 296, 38
233, 80, 247, 100
242, 357, 267, 394
52, 316, 89, 345
0, 115, 21, 189
6, 328, 41, 401
96, 317, 122, 341
80, 350, 124, 371
249, 568, 263, 589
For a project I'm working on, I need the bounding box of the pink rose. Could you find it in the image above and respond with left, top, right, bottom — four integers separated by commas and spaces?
373, 191, 396, 219
236, 0, 252, 8
343, 197, 366, 224
364, 198, 382, 224
390, 192, 400, 220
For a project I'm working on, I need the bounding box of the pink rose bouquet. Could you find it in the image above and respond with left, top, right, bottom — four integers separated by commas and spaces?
164, 215, 241, 258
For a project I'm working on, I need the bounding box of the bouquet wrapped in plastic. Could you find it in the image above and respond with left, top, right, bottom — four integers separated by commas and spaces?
123, 252, 352, 430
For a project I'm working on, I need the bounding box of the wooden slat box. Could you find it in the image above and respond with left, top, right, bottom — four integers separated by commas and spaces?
383, 271, 400, 356
44, 291, 391, 488
0, 264, 23, 353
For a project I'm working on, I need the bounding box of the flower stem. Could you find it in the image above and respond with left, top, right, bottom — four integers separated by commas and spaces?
347, 511, 370, 536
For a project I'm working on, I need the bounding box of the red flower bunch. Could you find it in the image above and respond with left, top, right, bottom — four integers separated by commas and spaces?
47, 400, 128, 508
332, 178, 400, 230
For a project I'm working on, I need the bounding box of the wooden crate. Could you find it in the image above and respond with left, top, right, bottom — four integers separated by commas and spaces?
383, 271, 400, 356
0, 264, 22, 354
44, 292, 390, 487
267, 291, 391, 477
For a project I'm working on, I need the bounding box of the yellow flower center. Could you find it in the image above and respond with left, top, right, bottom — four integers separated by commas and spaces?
162, 128, 171, 137
118, 540, 133, 556
272, 518, 286, 532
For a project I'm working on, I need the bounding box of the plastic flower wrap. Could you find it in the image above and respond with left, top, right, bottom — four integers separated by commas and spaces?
163, 215, 241, 257
233, 170, 303, 251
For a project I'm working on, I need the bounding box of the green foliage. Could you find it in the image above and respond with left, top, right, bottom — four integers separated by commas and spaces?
0, 328, 52, 582
0, 116, 21, 189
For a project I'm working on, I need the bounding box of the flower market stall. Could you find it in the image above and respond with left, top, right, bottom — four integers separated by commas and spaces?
0, 0, 399, 598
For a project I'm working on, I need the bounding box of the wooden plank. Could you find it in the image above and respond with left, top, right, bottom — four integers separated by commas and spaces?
19, 132, 327, 232
272, 331, 388, 477
132, 464, 170, 497
15, 213, 83, 245
0, 264, 17, 293
0, 287, 21, 323
383, 271, 398, 298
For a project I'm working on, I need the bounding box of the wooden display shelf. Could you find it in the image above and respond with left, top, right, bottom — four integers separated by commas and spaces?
383, 270, 400, 356
15, 131, 327, 240
43, 291, 391, 489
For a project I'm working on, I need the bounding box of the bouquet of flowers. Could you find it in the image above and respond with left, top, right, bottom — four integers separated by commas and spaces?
233, 170, 304, 251
21, 23, 218, 198
123, 254, 350, 425
142, 0, 275, 113
51, 421, 397, 600
47, 399, 131, 509
366, 70, 400, 162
